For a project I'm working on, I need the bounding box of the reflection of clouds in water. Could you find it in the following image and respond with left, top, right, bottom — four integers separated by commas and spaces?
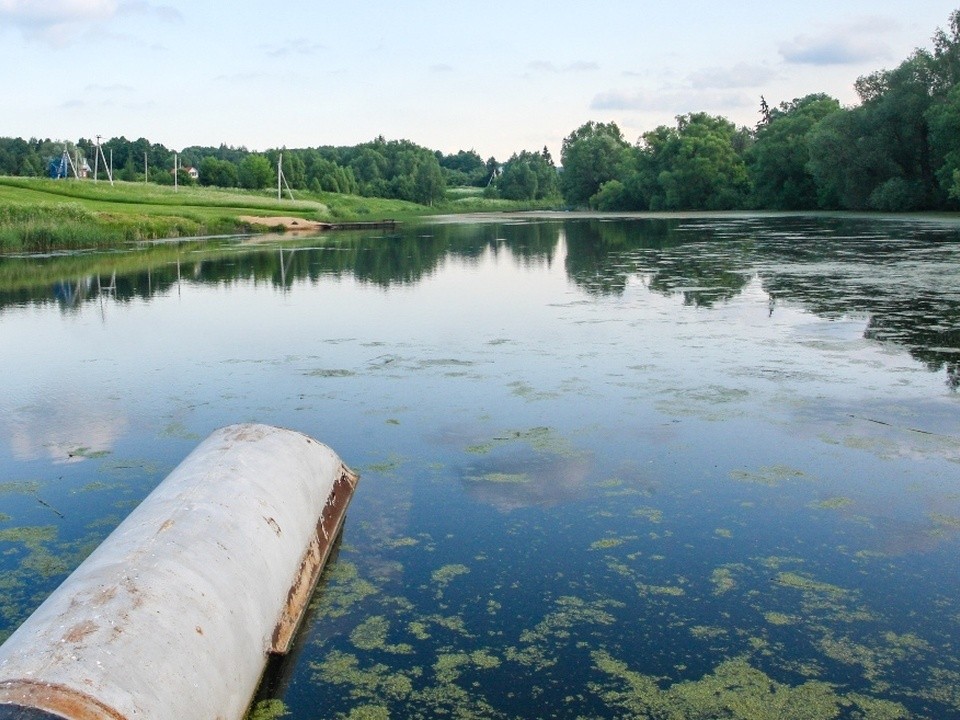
7, 399, 127, 464
461, 448, 593, 511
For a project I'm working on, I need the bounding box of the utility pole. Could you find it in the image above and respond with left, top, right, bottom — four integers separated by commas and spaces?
144, 151, 148, 183
174, 152, 178, 191
94, 135, 101, 182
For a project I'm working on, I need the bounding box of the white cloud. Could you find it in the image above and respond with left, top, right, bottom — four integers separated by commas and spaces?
591, 88, 753, 114
780, 17, 898, 65
528, 60, 599, 74
118, 1, 182, 23
260, 37, 325, 59
689, 62, 776, 90
0, 0, 117, 23
0, 0, 177, 44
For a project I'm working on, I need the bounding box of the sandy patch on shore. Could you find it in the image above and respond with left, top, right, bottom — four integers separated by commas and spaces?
239, 216, 329, 231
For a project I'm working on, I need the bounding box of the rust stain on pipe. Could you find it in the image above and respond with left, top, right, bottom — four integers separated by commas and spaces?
0, 680, 127, 720
271, 463, 359, 654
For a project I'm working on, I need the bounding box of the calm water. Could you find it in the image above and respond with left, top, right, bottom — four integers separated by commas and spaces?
1, 215, 959, 719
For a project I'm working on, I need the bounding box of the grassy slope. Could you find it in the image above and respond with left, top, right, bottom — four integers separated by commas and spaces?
0, 177, 562, 252
0, 177, 430, 252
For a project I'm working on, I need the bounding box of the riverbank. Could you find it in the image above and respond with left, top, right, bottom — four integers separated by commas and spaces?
0, 177, 559, 253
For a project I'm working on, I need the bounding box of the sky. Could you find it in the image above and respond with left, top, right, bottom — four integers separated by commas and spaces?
1, 1, 957, 161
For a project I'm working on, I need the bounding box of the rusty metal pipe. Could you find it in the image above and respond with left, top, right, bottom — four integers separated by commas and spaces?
0, 424, 358, 720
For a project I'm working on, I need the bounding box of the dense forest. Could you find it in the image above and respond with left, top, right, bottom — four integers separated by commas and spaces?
3, 9, 960, 212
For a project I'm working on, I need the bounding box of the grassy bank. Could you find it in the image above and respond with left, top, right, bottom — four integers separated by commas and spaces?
0, 178, 431, 252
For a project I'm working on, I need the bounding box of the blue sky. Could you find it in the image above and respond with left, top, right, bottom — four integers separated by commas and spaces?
1, 1, 956, 160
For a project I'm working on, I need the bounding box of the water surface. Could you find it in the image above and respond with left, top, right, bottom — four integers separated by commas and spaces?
1, 215, 959, 719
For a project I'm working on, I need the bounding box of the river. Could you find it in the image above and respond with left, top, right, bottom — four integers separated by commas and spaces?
0, 215, 958, 719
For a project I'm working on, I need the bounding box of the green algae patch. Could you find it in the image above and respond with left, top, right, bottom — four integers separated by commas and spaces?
312, 562, 380, 620
465, 472, 530, 485
637, 582, 685, 597
344, 706, 389, 720
350, 616, 413, 655
246, 699, 289, 720
0, 481, 41, 496
715, 527, 733, 538
729, 464, 809, 487
775, 571, 848, 599
811, 496, 854, 510
383, 536, 418, 549
591, 650, 909, 719
590, 537, 626, 550
304, 368, 357, 378
631, 506, 664, 523
431, 563, 470, 587
690, 625, 727, 640
0, 525, 57, 546
711, 566, 739, 595
311, 650, 414, 702
765, 611, 797, 626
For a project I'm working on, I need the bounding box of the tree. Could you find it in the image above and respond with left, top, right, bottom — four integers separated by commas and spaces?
560, 121, 631, 206
495, 149, 559, 201
748, 94, 842, 209
640, 113, 751, 210
413, 159, 445, 205
238, 154, 275, 190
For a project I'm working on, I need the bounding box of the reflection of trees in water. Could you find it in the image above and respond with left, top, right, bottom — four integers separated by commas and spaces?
0, 222, 564, 310
4, 216, 960, 386
564, 215, 960, 386
563, 218, 751, 305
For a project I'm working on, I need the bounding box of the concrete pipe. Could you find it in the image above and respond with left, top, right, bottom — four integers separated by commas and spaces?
0, 424, 358, 720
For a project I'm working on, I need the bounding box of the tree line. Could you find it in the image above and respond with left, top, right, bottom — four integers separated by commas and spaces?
2, 9, 960, 212
562, 9, 960, 212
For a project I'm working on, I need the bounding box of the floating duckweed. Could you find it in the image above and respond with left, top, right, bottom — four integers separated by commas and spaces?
312, 562, 380, 620
349, 616, 413, 655
0, 525, 57, 546
0, 481, 41, 496
408, 621, 430, 640
305, 368, 356, 378
246, 699, 289, 720
591, 650, 908, 719
423, 614, 470, 636
590, 537, 625, 550
810, 496, 854, 510
311, 650, 414, 702
729, 465, 808, 487
511, 596, 622, 670
715, 528, 733, 538
765, 612, 797, 626
465, 472, 530, 485
631, 506, 663, 523
431, 563, 470, 591
383, 537, 418, 549
343, 705, 389, 720
775, 572, 848, 598
690, 625, 727, 639
637, 583, 685, 597
711, 567, 737, 595
364, 456, 404, 474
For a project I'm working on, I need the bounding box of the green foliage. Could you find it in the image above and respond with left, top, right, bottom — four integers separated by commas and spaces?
642, 113, 751, 210
495, 148, 559, 201
238, 154, 276, 190
749, 94, 842, 209
560, 121, 631, 206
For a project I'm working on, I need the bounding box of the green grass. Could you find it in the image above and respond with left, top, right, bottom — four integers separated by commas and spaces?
0, 178, 430, 252
0, 177, 561, 253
